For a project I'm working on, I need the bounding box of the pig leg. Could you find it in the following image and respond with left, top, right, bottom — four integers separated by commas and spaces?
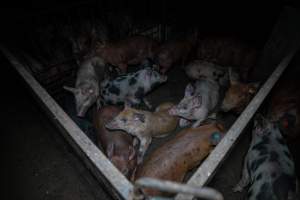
137, 136, 152, 164
232, 157, 250, 192
179, 118, 191, 127
192, 108, 209, 128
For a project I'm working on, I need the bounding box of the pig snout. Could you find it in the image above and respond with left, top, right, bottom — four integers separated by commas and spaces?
76, 105, 89, 117
168, 106, 178, 116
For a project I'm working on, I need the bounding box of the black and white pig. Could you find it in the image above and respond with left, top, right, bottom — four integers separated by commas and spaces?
100, 67, 167, 108
233, 114, 297, 200
169, 79, 220, 128
64, 56, 106, 117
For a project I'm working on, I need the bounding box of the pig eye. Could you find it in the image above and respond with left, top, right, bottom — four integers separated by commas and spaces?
121, 118, 127, 123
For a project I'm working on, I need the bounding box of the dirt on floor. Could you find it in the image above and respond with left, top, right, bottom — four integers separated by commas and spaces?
1, 54, 113, 200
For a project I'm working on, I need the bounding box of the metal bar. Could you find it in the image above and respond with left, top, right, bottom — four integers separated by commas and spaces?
134, 178, 223, 200
0, 45, 133, 200
175, 47, 299, 200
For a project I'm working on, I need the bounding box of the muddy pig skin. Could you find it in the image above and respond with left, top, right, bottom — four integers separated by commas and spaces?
100, 67, 167, 108
94, 106, 137, 177
134, 123, 225, 196
221, 68, 259, 113
169, 79, 220, 128
95, 35, 159, 73
233, 115, 297, 200
184, 60, 229, 87
64, 56, 106, 117
106, 102, 179, 164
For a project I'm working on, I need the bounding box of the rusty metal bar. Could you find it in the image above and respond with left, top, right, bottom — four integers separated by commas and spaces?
134, 178, 223, 200
175, 47, 299, 200
0, 45, 133, 200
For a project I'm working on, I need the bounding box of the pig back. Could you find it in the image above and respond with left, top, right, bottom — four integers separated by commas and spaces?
151, 102, 179, 137
135, 123, 224, 196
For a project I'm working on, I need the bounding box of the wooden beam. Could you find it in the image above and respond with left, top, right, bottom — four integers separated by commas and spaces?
0, 46, 133, 200
175, 46, 298, 200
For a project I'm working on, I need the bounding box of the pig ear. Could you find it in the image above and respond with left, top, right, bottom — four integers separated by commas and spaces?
63, 86, 78, 93
107, 143, 115, 158
228, 68, 239, 85
128, 146, 136, 161
133, 113, 145, 123
192, 95, 202, 107
248, 82, 260, 94
184, 83, 194, 97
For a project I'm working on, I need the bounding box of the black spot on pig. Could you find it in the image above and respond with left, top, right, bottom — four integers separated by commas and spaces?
109, 85, 120, 95
102, 90, 106, 95
256, 173, 262, 181
135, 87, 144, 99
134, 113, 145, 123
269, 151, 279, 162
247, 188, 253, 198
283, 150, 292, 159
273, 174, 296, 200
252, 139, 269, 152
250, 156, 267, 171
104, 84, 110, 89
129, 77, 137, 85
256, 183, 271, 200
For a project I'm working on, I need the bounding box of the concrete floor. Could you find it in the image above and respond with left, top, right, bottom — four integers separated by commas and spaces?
1, 54, 112, 200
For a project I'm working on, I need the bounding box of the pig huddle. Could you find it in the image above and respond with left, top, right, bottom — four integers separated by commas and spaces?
62, 34, 298, 199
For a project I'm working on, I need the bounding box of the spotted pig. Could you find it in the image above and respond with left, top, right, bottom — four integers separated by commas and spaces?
233, 114, 297, 200
100, 67, 167, 108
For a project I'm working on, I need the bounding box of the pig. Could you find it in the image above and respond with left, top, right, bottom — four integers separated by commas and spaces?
134, 123, 225, 196
267, 74, 300, 141
233, 114, 297, 200
100, 67, 167, 108
105, 102, 179, 164
63, 56, 106, 117
94, 106, 137, 177
155, 35, 197, 74
95, 35, 159, 73
169, 79, 220, 128
196, 36, 259, 81
184, 60, 229, 87
221, 68, 259, 113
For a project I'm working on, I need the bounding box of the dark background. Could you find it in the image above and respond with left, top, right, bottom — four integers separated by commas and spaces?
1, 0, 299, 199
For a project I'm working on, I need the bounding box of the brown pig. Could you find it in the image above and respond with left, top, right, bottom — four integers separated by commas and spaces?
106, 102, 179, 164
94, 106, 137, 178
134, 123, 225, 196
155, 32, 198, 74
267, 74, 300, 141
220, 68, 259, 113
95, 35, 159, 73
